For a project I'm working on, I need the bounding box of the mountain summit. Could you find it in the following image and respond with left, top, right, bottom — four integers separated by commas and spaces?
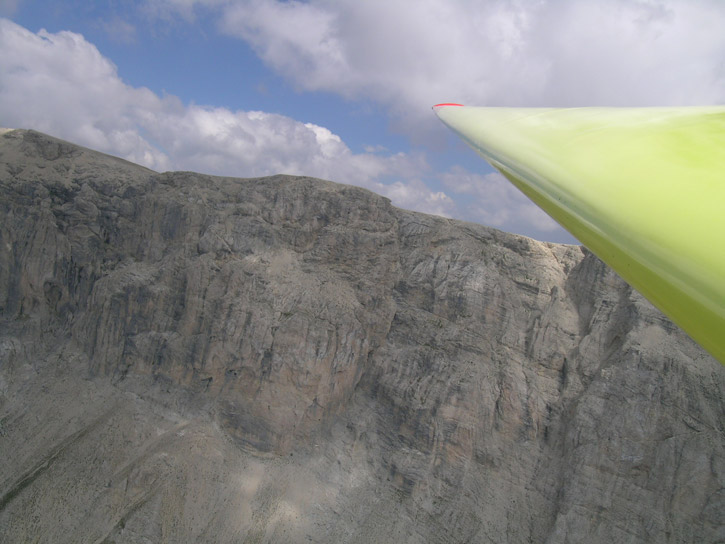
0, 129, 722, 543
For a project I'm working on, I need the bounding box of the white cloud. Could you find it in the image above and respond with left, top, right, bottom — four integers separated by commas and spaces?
441, 167, 568, 240
0, 13, 599, 240
377, 178, 456, 218
100, 16, 138, 44
0, 19, 171, 170
175, 0, 725, 136
0, 18, 450, 218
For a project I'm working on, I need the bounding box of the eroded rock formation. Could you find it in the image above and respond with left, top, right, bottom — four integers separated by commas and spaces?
0, 129, 722, 543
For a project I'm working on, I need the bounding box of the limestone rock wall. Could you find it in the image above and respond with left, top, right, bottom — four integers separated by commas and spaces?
0, 129, 722, 543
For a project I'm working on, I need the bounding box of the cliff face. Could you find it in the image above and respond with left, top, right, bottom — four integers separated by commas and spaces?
0, 129, 722, 543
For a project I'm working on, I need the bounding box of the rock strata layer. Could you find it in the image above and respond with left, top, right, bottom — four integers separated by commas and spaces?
0, 129, 722, 543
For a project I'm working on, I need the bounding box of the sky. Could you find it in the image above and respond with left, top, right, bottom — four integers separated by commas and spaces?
1, 1, 724, 243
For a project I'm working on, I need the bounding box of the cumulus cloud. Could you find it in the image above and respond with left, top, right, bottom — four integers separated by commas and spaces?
165, 0, 725, 136
0, 19, 171, 169
0, 18, 450, 217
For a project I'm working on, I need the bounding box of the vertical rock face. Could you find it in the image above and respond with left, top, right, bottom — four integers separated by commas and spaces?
0, 129, 722, 543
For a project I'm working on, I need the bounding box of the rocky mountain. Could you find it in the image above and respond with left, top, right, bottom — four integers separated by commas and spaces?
0, 128, 722, 543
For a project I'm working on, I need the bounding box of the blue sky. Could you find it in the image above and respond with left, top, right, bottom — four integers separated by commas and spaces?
2, 0, 724, 242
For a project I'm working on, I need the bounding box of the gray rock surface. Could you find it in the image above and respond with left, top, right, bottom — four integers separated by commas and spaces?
0, 128, 722, 543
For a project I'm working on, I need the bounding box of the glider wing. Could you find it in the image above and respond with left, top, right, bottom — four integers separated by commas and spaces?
434, 105, 725, 364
